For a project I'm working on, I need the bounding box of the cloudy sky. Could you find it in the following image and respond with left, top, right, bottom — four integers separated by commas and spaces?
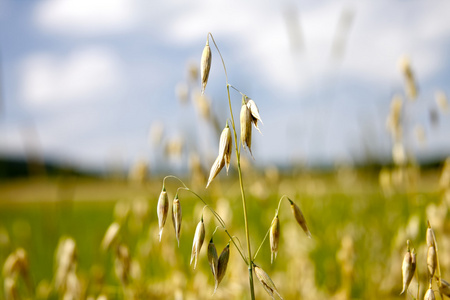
1, 0, 449, 173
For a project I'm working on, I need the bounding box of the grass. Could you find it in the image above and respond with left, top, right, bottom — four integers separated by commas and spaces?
0, 166, 445, 299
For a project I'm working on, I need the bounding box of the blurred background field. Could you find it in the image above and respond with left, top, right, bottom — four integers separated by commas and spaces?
0, 163, 449, 299
1, 1, 450, 299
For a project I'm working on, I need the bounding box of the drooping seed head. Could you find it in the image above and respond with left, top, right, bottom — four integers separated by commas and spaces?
240, 99, 253, 156
101, 222, 120, 251
427, 245, 437, 278
270, 215, 280, 264
207, 237, 219, 287
435, 90, 449, 113
254, 264, 284, 300
424, 285, 436, 300
289, 198, 311, 238
115, 244, 130, 285
218, 123, 232, 174
246, 97, 263, 134
439, 278, 450, 297
157, 187, 169, 241
206, 155, 225, 189
216, 243, 230, 292
190, 216, 206, 270
172, 195, 182, 247
426, 221, 436, 248
398, 55, 417, 100
400, 241, 415, 295
200, 38, 212, 94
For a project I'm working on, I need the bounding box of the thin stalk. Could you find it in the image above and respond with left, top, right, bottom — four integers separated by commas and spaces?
208, 32, 256, 300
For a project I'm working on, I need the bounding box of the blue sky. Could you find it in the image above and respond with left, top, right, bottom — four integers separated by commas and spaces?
1, 0, 450, 173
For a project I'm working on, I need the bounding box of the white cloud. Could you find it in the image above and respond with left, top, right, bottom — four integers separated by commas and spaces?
20, 47, 122, 106
34, 0, 138, 35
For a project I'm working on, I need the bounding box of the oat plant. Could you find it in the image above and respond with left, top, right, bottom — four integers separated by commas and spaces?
156, 33, 311, 299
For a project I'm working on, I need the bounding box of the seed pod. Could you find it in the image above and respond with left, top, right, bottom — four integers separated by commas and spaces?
240, 100, 253, 156
288, 198, 311, 238
427, 245, 437, 278
439, 278, 450, 297
246, 97, 263, 134
254, 264, 284, 300
200, 38, 212, 94
216, 243, 230, 292
115, 244, 130, 285
190, 216, 206, 270
207, 237, 219, 286
400, 241, 415, 295
426, 221, 436, 248
270, 215, 280, 264
172, 195, 182, 247
157, 187, 169, 241
206, 155, 225, 188
424, 285, 435, 300
4, 277, 18, 300
101, 222, 120, 251
218, 123, 232, 174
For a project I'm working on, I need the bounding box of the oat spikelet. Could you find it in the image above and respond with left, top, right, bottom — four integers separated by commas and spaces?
254, 264, 284, 300
246, 97, 263, 134
427, 245, 437, 278
172, 195, 182, 247
206, 123, 232, 188
206, 156, 225, 189
101, 222, 120, 251
207, 237, 219, 289
215, 243, 230, 293
115, 244, 130, 285
157, 187, 169, 241
218, 122, 232, 174
426, 220, 436, 248
400, 241, 415, 295
424, 284, 436, 300
240, 99, 253, 156
398, 55, 418, 100
190, 216, 206, 269
200, 38, 212, 94
270, 215, 280, 264
288, 198, 311, 238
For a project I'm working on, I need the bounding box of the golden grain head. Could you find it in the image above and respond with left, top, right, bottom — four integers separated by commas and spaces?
426, 221, 436, 248
101, 222, 120, 251
172, 195, 182, 247
400, 241, 414, 295
207, 237, 219, 287
270, 215, 280, 264
157, 187, 170, 242
218, 123, 232, 174
200, 39, 212, 95
254, 264, 284, 300
435, 90, 449, 112
206, 155, 225, 189
424, 286, 436, 300
289, 198, 311, 238
190, 217, 206, 270
246, 97, 263, 134
427, 245, 437, 278
240, 100, 253, 156
216, 243, 230, 289
115, 244, 130, 285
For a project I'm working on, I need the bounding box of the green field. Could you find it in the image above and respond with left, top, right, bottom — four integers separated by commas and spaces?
0, 166, 447, 299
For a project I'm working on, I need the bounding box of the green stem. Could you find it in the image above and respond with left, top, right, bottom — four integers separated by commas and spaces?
209, 32, 256, 300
